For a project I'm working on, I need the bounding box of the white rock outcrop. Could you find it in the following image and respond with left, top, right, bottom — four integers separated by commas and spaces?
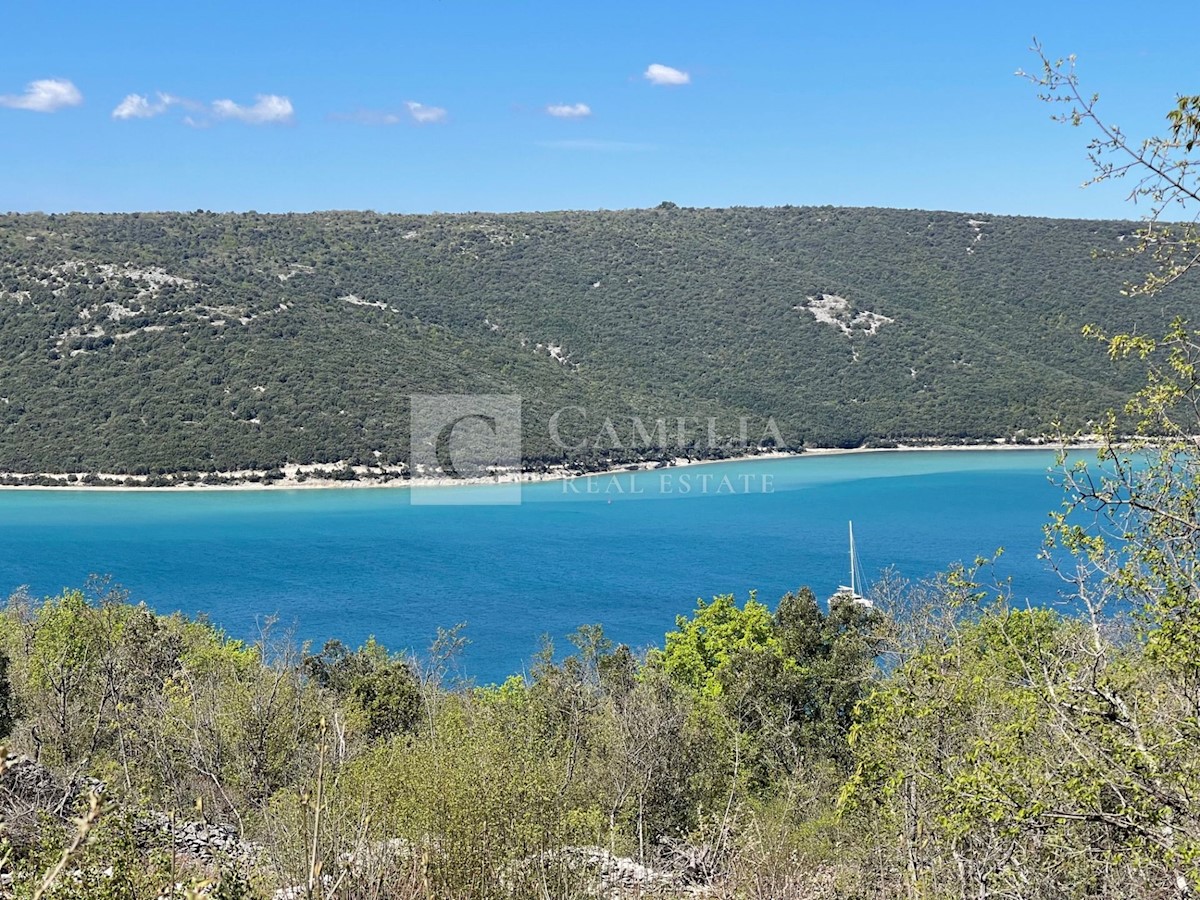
796, 293, 893, 336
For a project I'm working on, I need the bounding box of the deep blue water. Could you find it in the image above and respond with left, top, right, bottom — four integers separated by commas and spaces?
0, 450, 1081, 683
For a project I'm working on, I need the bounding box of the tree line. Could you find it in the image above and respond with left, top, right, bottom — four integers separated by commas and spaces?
0, 202, 1192, 475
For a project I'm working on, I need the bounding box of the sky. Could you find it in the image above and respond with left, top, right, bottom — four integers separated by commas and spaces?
0, 1, 1193, 219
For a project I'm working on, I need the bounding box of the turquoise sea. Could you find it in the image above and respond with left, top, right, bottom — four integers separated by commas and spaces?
0, 450, 1082, 683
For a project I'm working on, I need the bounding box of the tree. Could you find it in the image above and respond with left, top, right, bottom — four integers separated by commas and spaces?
656, 592, 779, 699
1026, 42, 1200, 717
718, 588, 884, 774
304, 637, 422, 739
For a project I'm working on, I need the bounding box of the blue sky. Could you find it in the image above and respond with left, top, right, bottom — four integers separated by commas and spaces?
0, 1, 1192, 218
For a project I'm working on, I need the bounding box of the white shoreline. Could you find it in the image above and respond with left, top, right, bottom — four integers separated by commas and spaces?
0, 441, 1100, 493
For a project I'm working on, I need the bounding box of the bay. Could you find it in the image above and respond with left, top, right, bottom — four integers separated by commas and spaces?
0, 449, 1080, 683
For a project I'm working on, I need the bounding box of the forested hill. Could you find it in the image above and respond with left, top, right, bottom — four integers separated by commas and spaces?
0, 206, 1190, 475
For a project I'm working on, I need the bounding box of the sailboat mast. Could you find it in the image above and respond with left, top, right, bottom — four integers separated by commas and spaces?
849, 521, 856, 597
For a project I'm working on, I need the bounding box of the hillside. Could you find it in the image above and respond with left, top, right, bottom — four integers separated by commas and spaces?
0, 205, 1189, 475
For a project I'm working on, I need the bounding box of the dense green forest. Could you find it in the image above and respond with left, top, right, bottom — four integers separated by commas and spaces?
0, 206, 1193, 477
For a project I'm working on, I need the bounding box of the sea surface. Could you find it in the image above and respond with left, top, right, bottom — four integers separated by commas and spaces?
0, 449, 1087, 683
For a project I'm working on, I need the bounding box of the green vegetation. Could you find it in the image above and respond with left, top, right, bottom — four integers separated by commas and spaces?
0, 205, 1196, 477
0, 581, 886, 897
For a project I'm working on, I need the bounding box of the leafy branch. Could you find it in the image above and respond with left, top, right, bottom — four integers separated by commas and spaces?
1019, 40, 1200, 297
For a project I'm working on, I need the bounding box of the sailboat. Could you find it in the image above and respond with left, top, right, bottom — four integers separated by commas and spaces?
830, 521, 873, 607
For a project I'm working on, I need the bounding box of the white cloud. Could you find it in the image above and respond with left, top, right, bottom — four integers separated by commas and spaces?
0, 78, 83, 112
546, 102, 592, 118
113, 94, 155, 119
406, 101, 447, 124
112, 92, 177, 120
211, 94, 294, 125
644, 63, 690, 86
